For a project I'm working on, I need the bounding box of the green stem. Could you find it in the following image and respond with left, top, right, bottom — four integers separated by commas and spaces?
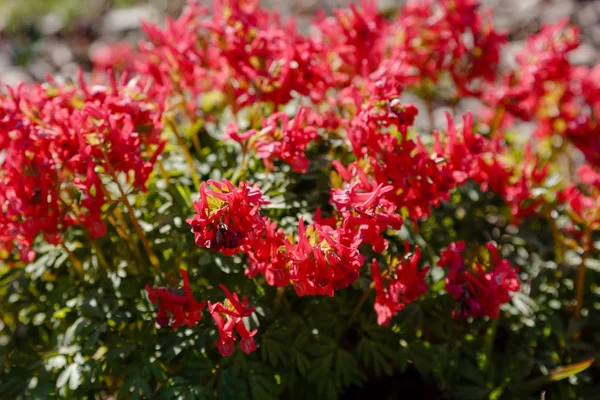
102, 151, 160, 274
346, 283, 375, 329
574, 229, 591, 321
167, 119, 201, 191
60, 242, 84, 277
273, 286, 286, 315
230, 147, 249, 185
90, 236, 112, 272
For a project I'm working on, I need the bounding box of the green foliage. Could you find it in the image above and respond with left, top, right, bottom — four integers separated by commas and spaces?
0, 130, 598, 399
1, 4, 599, 400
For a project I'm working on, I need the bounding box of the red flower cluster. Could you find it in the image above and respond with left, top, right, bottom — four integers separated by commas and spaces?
0, 72, 165, 261
11, 0, 600, 359
244, 218, 289, 287
91, 41, 139, 74
139, 1, 211, 117
331, 82, 461, 222
146, 271, 257, 356
139, 0, 331, 114
209, 285, 257, 356
285, 218, 365, 296
146, 269, 206, 328
435, 114, 550, 222
330, 181, 403, 253
438, 242, 520, 319
371, 242, 429, 326
186, 180, 268, 255
226, 107, 318, 173
559, 165, 600, 236
392, 0, 505, 96
489, 19, 600, 167
315, 1, 388, 85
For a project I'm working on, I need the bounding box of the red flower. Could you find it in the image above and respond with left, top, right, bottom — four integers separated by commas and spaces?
392, 0, 505, 96
211, 311, 236, 357
227, 107, 318, 173
244, 218, 290, 287
236, 320, 258, 355
371, 259, 395, 326
208, 285, 258, 356
331, 182, 403, 253
91, 41, 138, 74
285, 218, 365, 297
439, 242, 520, 319
187, 180, 268, 255
558, 165, 600, 232
371, 243, 429, 326
0, 71, 164, 261
146, 269, 206, 329
316, 0, 388, 86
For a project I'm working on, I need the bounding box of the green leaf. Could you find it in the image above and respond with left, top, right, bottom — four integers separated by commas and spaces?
548, 359, 594, 382
334, 349, 364, 388
56, 364, 80, 391
118, 376, 137, 399
453, 384, 490, 400
356, 338, 393, 377
519, 359, 594, 393
249, 373, 281, 400
217, 369, 247, 400
260, 334, 290, 367
292, 349, 310, 376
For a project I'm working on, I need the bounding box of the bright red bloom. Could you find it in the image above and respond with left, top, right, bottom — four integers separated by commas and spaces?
211, 311, 236, 357
0, 72, 164, 261
371, 259, 394, 326
331, 182, 402, 253
236, 320, 258, 355
244, 218, 289, 287
371, 243, 429, 326
439, 242, 520, 319
488, 19, 579, 121
138, 1, 212, 116
285, 218, 366, 297
315, 0, 388, 86
226, 107, 318, 173
91, 41, 139, 74
558, 164, 600, 233
146, 269, 206, 329
392, 0, 505, 96
208, 285, 258, 356
199, 0, 331, 109
187, 180, 268, 255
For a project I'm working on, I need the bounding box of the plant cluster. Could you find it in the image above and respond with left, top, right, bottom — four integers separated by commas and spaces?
1, 0, 599, 399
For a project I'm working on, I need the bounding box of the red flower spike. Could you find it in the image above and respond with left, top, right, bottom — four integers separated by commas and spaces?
187, 180, 268, 255
209, 285, 258, 356
0, 72, 164, 261
371, 244, 429, 327
228, 107, 319, 173
236, 320, 258, 355
439, 242, 520, 319
145, 269, 206, 329
244, 218, 290, 287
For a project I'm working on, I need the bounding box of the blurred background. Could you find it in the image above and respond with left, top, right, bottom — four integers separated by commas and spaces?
0, 0, 599, 87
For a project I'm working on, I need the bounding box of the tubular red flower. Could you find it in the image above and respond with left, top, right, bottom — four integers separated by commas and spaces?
0, 72, 164, 261
227, 107, 318, 173
146, 269, 206, 329
187, 179, 268, 255
208, 285, 258, 356
371, 244, 428, 326
439, 242, 520, 319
